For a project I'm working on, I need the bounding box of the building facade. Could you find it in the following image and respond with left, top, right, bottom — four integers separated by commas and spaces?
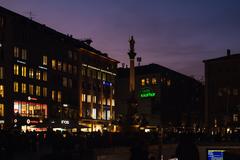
204, 50, 240, 130
0, 6, 118, 131
116, 64, 203, 131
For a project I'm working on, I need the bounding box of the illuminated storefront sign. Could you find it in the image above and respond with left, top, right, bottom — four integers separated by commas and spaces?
103, 81, 112, 86
140, 89, 156, 98
61, 120, 70, 125
0, 120, 4, 124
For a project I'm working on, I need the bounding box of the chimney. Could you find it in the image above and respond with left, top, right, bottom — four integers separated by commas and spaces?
227, 49, 231, 56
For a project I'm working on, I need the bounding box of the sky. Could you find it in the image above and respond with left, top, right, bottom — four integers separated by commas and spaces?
0, 0, 240, 80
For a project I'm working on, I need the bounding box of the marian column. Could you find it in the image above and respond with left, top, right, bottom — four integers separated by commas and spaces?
128, 36, 136, 92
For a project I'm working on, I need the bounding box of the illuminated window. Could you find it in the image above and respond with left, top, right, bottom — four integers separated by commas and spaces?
36, 70, 41, 80
73, 66, 77, 75
52, 59, 56, 70
102, 73, 106, 80
62, 77, 67, 87
13, 46, 20, 58
103, 98, 106, 105
51, 90, 55, 100
43, 71, 47, 81
82, 94, 86, 102
87, 95, 91, 103
92, 108, 97, 119
14, 82, 18, 92
146, 78, 149, 84
97, 71, 101, 80
141, 79, 145, 86
167, 80, 171, 86
68, 64, 72, 74
233, 114, 238, 122
0, 67, 3, 79
63, 63, 67, 72
152, 78, 157, 85
29, 68, 34, 78
22, 49, 27, 60
0, 104, 4, 116
36, 86, 41, 96
43, 56, 48, 66
112, 99, 115, 106
29, 84, 34, 95
14, 64, 19, 75
107, 99, 110, 106
21, 66, 26, 77
57, 91, 61, 102
43, 87, 47, 97
57, 61, 62, 71
0, 85, 4, 97
21, 83, 26, 93
93, 96, 96, 103
107, 110, 111, 120
112, 89, 115, 95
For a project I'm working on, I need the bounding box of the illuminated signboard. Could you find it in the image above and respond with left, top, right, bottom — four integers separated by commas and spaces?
103, 81, 112, 86
140, 88, 156, 98
208, 149, 225, 160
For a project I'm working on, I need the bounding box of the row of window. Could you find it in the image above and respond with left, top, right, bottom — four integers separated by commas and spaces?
14, 64, 47, 81
141, 77, 171, 86
62, 77, 72, 88
14, 47, 27, 60
51, 58, 77, 75
82, 107, 112, 120
81, 67, 114, 82
81, 94, 115, 106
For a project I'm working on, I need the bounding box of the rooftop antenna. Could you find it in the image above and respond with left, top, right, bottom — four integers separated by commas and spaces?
23, 11, 36, 20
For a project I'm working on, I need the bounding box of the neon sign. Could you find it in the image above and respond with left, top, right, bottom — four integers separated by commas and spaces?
140, 89, 156, 98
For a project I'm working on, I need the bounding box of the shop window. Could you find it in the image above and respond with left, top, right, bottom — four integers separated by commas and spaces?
43, 71, 47, 81
29, 84, 34, 95
13, 46, 20, 58
102, 73, 106, 80
36, 70, 41, 80
21, 66, 26, 77
57, 61, 62, 71
43, 56, 47, 66
51, 90, 55, 101
22, 49, 27, 60
57, 91, 61, 102
152, 78, 157, 85
14, 82, 18, 92
0, 104, 4, 116
0, 85, 4, 97
36, 86, 41, 96
43, 87, 47, 97
29, 68, 34, 78
14, 64, 19, 75
0, 67, 3, 79
52, 59, 56, 70
21, 83, 26, 93
141, 79, 145, 86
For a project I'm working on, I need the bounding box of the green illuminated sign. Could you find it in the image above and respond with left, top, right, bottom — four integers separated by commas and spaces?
140, 89, 156, 98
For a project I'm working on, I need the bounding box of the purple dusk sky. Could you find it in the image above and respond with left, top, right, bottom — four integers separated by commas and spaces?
1, 0, 240, 79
